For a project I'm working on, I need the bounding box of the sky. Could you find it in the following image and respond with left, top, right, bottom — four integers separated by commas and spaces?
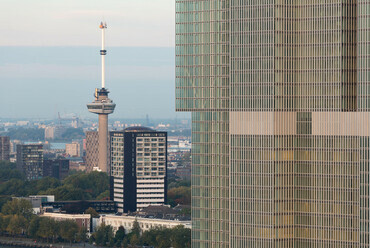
0, 0, 187, 120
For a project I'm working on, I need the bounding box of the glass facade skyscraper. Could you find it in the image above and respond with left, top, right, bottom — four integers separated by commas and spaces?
176, 1, 370, 247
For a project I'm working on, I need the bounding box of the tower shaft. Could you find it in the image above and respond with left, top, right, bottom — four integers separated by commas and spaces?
98, 114, 108, 172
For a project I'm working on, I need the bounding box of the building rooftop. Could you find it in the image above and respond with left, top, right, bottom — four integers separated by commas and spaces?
123, 126, 154, 132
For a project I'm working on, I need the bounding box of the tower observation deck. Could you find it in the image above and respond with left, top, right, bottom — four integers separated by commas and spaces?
87, 22, 116, 173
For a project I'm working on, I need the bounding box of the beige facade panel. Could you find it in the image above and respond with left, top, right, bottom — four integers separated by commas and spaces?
231, 112, 370, 137
312, 112, 370, 136
230, 112, 297, 135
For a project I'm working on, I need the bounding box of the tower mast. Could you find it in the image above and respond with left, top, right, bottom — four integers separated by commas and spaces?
100, 22, 107, 89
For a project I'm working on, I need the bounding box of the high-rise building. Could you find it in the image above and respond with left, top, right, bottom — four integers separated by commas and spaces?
85, 131, 99, 172
110, 127, 167, 213
65, 141, 81, 157
0, 136, 10, 161
44, 126, 64, 140
16, 144, 43, 180
43, 159, 69, 180
176, 1, 370, 247
87, 22, 116, 173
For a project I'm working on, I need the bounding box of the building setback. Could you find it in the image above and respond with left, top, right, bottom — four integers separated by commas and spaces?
0, 136, 10, 161
16, 144, 43, 180
110, 127, 167, 213
176, 1, 370, 247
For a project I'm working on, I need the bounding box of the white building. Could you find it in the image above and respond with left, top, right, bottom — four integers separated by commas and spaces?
110, 127, 167, 213
97, 215, 191, 233
42, 213, 91, 232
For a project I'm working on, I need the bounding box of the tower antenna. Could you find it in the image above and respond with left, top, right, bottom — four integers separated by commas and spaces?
99, 22, 107, 89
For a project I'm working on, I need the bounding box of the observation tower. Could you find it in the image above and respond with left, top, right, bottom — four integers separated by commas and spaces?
87, 22, 116, 173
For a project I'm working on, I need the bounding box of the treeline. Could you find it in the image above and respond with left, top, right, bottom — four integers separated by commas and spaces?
53, 127, 85, 142
91, 221, 190, 248
167, 178, 191, 207
5, 127, 44, 141
0, 199, 87, 244
0, 161, 109, 209
0, 198, 190, 247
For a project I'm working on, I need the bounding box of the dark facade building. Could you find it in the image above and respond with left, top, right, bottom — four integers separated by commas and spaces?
43, 159, 69, 180
110, 127, 167, 213
16, 144, 43, 180
0, 136, 10, 161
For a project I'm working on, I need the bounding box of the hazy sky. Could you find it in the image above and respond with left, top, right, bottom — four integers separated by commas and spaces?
0, 0, 186, 120
0, 0, 175, 47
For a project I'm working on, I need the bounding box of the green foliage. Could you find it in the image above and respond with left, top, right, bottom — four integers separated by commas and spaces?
167, 186, 191, 207
6, 214, 27, 235
0, 162, 109, 202
168, 178, 191, 189
114, 226, 125, 246
2, 198, 34, 220
63, 171, 110, 199
59, 128, 85, 141
27, 177, 61, 195
85, 207, 99, 218
76, 228, 88, 243
131, 219, 141, 237
40, 184, 91, 201
0, 214, 11, 233
96, 190, 110, 200
170, 225, 191, 248
92, 223, 114, 246
123, 224, 191, 248
0, 161, 24, 182
5, 127, 44, 141
0, 179, 28, 196
37, 217, 58, 242
59, 219, 79, 243
28, 216, 41, 239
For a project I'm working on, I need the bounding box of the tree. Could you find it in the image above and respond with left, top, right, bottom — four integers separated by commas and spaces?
0, 214, 11, 234
37, 217, 58, 243
114, 226, 125, 247
2, 198, 34, 220
59, 219, 79, 244
129, 233, 140, 247
131, 219, 141, 237
6, 214, 27, 236
76, 228, 88, 243
93, 223, 114, 246
28, 216, 41, 239
170, 225, 191, 248
167, 186, 191, 207
85, 207, 99, 218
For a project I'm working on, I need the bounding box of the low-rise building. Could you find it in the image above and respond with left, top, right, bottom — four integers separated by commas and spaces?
41, 213, 91, 232
97, 215, 191, 233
